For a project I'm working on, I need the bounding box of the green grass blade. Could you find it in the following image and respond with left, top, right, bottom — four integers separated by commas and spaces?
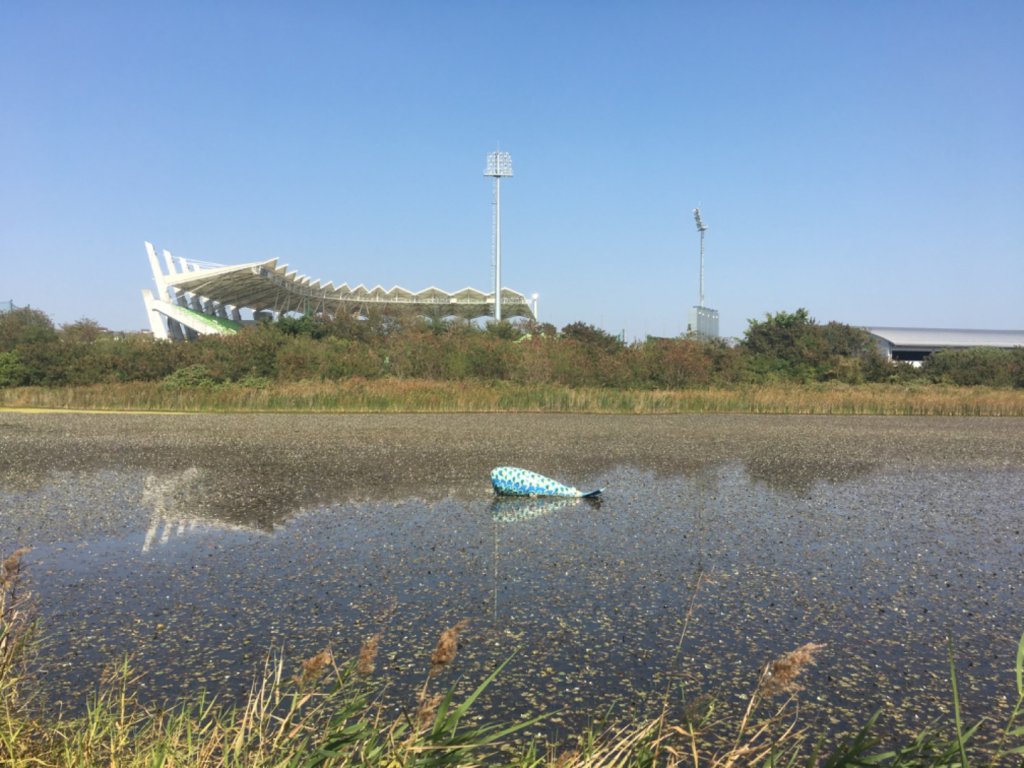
948, 637, 971, 768
1016, 631, 1024, 698
447, 653, 515, 724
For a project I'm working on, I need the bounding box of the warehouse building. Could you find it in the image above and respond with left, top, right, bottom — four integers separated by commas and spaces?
865, 327, 1024, 363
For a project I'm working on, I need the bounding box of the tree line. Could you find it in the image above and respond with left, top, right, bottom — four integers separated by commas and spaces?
0, 306, 1021, 389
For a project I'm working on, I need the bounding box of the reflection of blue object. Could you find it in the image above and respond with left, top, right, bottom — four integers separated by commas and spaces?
490, 466, 603, 498
490, 495, 581, 523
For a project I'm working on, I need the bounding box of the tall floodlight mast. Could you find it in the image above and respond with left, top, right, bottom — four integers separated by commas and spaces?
693, 207, 707, 307
485, 150, 513, 321
687, 206, 719, 338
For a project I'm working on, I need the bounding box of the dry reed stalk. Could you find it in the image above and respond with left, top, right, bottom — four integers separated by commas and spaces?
357, 633, 381, 676
294, 647, 333, 688
711, 642, 825, 768
551, 748, 581, 768
5, 379, 1024, 414
1, 548, 30, 588
231, 653, 284, 755
415, 692, 443, 731
716, 711, 804, 768
430, 619, 468, 676
758, 642, 826, 698
574, 719, 662, 767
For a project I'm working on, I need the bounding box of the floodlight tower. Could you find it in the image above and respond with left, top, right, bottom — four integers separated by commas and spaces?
687, 206, 719, 338
693, 207, 707, 307
485, 150, 513, 321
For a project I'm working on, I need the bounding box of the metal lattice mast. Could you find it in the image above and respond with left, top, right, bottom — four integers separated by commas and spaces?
485, 150, 513, 321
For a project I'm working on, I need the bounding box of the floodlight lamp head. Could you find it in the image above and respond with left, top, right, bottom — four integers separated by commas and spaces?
693, 207, 707, 232
485, 150, 513, 178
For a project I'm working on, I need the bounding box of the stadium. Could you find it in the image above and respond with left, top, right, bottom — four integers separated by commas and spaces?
141, 242, 536, 340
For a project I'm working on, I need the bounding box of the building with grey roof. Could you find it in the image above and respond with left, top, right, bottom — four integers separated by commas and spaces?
865, 327, 1024, 362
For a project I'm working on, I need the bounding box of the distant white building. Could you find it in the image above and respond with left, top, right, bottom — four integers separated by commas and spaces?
865, 327, 1024, 363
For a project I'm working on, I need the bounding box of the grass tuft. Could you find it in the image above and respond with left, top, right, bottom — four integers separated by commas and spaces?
2, 555, 1023, 767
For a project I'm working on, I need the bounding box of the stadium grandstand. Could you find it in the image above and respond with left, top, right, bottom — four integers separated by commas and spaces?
142, 242, 535, 340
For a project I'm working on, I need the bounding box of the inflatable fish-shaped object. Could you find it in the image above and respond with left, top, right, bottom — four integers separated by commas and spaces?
490, 466, 603, 498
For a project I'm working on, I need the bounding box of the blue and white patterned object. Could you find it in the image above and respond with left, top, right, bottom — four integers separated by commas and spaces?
490, 466, 602, 498
490, 496, 579, 523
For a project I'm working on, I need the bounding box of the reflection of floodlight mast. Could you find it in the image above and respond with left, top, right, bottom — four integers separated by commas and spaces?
693, 207, 707, 307
485, 150, 513, 321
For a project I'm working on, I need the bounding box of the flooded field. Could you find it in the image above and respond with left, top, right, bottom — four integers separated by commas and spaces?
1, 412, 1022, 744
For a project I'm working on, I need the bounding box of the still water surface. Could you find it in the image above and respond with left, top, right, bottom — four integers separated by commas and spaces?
1, 413, 1022, 743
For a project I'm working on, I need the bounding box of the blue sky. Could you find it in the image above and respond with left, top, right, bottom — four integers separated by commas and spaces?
2, 1, 1021, 340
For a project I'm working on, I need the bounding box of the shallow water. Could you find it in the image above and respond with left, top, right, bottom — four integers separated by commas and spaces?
1, 413, 1022, 745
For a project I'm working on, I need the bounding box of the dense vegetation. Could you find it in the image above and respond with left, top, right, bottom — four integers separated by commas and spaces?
1, 306, 1021, 391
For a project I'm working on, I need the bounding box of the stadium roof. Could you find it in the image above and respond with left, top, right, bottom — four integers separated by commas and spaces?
142, 242, 535, 339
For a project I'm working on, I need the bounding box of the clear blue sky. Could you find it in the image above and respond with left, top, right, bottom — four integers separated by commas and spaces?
2, 1, 1021, 340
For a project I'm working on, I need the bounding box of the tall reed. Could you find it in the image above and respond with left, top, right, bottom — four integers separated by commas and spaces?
2, 550, 1023, 767
2, 380, 1023, 415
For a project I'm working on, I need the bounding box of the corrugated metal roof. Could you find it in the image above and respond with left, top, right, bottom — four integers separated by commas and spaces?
866, 327, 1024, 349
160, 259, 534, 319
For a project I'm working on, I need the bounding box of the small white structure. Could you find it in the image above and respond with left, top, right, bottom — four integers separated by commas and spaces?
142, 242, 535, 340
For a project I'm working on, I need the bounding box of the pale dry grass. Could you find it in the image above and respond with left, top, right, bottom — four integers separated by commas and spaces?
3, 379, 1023, 415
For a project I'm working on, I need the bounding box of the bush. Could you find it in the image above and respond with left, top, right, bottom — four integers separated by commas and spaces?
742, 309, 877, 383
0, 351, 27, 388
924, 347, 1024, 387
161, 364, 221, 388
0, 308, 57, 352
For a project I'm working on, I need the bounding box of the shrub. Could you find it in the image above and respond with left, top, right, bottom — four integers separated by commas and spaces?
924, 347, 1024, 387
0, 308, 57, 352
0, 351, 27, 388
161, 364, 221, 388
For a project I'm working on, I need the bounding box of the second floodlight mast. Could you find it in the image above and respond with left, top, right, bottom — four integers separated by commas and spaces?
693, 207, 707, 308
485, 150, 513, 321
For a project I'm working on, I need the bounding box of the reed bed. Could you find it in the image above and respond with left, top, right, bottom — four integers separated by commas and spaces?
3, 550, 1024, 767
2, 379, 1023, 416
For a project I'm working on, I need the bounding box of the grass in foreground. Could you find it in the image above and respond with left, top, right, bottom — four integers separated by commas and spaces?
3, 550, 1023, 767
3, 379, 1024, 415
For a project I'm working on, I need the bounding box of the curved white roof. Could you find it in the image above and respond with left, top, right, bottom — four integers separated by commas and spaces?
143, 243, 534, 338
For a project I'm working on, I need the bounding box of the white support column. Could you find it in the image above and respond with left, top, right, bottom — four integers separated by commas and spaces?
162, 248, 178, 278
142, 289, 170, 340
146, 242, 169, 302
